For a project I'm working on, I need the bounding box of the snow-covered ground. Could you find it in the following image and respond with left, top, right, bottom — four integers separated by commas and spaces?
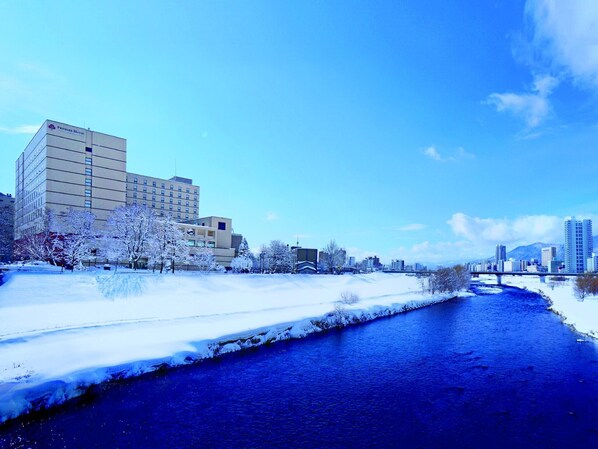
0, 270, 465, 423
479, 275, 598, 339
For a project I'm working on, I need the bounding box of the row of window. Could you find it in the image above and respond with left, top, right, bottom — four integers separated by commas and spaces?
187, 240, 216, 248
131, 177, 197, 195
131, 185, 194, 200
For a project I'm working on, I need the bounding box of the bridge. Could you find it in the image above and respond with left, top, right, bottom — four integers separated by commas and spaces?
471, 271, 584, 285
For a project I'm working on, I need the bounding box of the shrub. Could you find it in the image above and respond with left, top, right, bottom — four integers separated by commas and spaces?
338, 290, 360, 305
574, 273, 598, 301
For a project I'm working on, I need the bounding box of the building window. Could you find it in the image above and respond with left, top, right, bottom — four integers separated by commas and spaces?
186, 208, 189, 213
178, 193, 182, 198
208, 241, 215, 248
85, 147, 92, 153
186, 215, 189, 219
152, 196, 156, 201
177, 207, 181, 211
133, 185, 137, 191
178, 200, 181, 205
152, 204, 155, 208
143, 179, 147, 185
143, 187, 147, 192
161, 190, 165, 195
186, 201, 189, 206
186, 188, 190, 193
170, 185, 173, 190
85, 179, 92, 186
85, 157, 92, 165
152, 181, 156, 187
85, 189, 92, 197
161, 198, 164, 203
152, 188, 156, 194
161, 183, 165, 188
194, 190, 198, 195
133, 193, 137, 198
170, 199, 173, 203
85, 168, 92, 176
134, 177, 138, 183
186, 195, 189, 200
161, 204, 164, 209
169, 206, 173, 210
84, 200, 92, 208
187, 240, 195, 247
170, 192, 173, 197
143, 194, 147, 200
218, 222, 226, 231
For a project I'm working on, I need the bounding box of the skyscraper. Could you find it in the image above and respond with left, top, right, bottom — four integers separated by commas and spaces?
564, 217, 593, 273
495, 244, 506, 266
541, 246, 556, 268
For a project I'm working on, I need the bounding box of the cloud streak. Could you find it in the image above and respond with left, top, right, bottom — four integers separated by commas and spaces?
0, 124, 40, 135
423, 146, 475, 162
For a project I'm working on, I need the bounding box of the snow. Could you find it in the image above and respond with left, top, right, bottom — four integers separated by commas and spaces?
0, 271, 464, 423
479, 275, 598, 339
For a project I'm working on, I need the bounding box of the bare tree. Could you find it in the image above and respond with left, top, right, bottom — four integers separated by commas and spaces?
60, 208, 96, 270
148, 215, 189, 273
104, 204, 155, 270
265, 240, 293, 273
15, 209, 62, 265
192, 248, 218, 272
321, 240, 346, 274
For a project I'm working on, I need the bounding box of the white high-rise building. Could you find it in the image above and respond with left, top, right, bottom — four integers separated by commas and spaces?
564, 217, 593, 273
541, 246, 556, 268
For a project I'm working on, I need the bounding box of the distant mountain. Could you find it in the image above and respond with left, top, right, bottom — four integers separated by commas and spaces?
505, 242, 564, 262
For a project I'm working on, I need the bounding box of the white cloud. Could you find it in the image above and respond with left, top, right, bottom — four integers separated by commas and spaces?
486, 74, 559, 128
526, 0, 598, 89
423, 145, 475, 162
424, 146, 443, 161
0, 124, 40, 135
265, 212, 279, 221
447, 212, 563, 245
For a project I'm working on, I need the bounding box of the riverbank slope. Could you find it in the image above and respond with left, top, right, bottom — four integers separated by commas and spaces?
0, 271, 465, 423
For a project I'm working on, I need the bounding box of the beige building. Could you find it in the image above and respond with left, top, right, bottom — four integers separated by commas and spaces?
541, 246, 556, 268
179, 217, 235, 266
15, 120, 126, 238
125, 173, 199, 222
15, 120, 236, 267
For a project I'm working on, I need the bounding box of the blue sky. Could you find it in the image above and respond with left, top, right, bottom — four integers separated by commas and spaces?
1, 1, 598, 264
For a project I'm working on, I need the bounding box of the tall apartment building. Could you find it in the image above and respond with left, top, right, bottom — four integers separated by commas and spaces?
541, 246, 556, 268
495, 244, 506, 266
564, 217, 593, 273
15, 120, 236, 267
15, 120, 126, 239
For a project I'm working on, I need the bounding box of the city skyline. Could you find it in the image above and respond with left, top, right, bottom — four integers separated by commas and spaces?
1, 1, 598, 263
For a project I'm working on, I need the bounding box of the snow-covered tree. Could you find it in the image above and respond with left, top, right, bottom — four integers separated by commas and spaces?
238, 238, 252, 258
265, 240, 293, 273
231, 255, 252, 273
192, 248, 218, 272
148, 215, 189, 273
320, 240, 346, 274
103, 204, 155, 270
60, 208, 96, 270
15, 208, 62, 264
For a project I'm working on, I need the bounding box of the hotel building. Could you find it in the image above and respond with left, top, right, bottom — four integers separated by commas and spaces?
15, 120, 235, 266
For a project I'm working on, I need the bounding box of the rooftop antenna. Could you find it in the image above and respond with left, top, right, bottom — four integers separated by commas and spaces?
296, 234, 299, 247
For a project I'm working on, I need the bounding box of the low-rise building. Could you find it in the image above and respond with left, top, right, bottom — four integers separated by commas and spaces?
0, 193, 15, 262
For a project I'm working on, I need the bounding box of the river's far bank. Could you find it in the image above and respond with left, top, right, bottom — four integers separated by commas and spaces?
479, 275, 598, 340
0, 271, 468, 424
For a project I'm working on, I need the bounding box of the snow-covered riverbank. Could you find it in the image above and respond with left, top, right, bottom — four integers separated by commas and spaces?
0, 271, 466, 424
479, 275, 598, 339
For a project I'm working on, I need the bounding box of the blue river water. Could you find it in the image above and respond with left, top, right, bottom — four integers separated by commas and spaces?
1, 285, 598, 448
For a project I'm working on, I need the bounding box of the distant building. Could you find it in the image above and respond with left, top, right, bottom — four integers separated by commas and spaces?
347, 256, 356, 267
231, 233, 244, 257
0, 193, 15, 262
587, 253, 598, 273
564, 217, 593, 273
294, 247, 318, 274
390, 259, 405, 271
548, 260, 562, 273
495, 244, 506, 266
541, 247, 556, 268
503, 260, 518, 272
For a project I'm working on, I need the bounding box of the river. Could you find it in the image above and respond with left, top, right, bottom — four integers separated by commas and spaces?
1, 285, 598, 448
